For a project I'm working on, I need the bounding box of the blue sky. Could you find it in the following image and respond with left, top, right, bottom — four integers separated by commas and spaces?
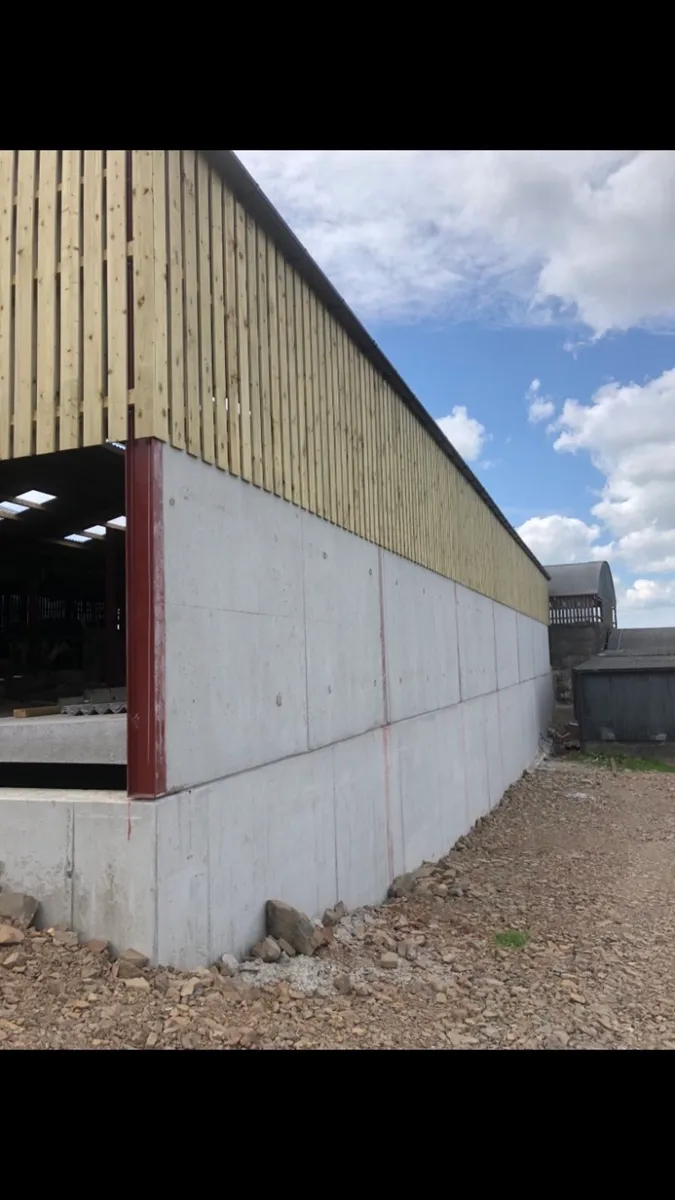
238, 150, 675, 627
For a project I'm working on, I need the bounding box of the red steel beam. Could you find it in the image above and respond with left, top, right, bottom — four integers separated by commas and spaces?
125, 420, 166, 798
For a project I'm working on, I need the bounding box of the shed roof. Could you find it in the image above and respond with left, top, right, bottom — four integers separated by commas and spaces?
201, 150, 548, 581
545, 561, 616, 606
574, 653, 675, 674
606, 627, 675, 655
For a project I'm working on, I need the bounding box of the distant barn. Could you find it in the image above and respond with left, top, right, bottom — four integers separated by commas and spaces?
544, 561, 617, 703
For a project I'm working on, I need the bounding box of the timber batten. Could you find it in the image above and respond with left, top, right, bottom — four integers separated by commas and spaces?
0, 149, 548, 622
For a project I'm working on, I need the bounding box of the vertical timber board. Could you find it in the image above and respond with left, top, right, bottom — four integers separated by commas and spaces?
152, 152, 170, 445
329, 315, 344, 527
294, 270, 308, 508
369, 364, 381, 546
286, 264, 300, 505
276, 252, 291, 501
210, 169, 228, 470
196, 155, 215, 464
266, 237, 283, 495
235, 199, 251, 481
182, 151, 201, 457
223, 186, 241, 476
302, 280, 316, 514
257, 227, 273, 490
167, 151, 186, 450
36, 150, 58, 455
338, 327, 352, 532
0, 151, 15, 459
316, 298, 330, 522
322, 307, 337, 525
346, 338, 360, 537
131, 150, 155, 438
82, 150, 105, 447
246, 213, 262, 486
360, 353, 371, 542
59, 150, 82, 450
13, 150, 37, 457
105, 150, 129, 444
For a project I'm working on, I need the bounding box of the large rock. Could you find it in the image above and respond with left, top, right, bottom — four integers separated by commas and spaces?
387, 873, 418, 899
0, 891, 39, 928
251, 936, 282, 963
322, 901, 347, 927
266, 900, 318, 957
0, 924, 25, 945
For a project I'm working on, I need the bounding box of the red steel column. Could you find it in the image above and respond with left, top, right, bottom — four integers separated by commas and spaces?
125, 419, 166, 799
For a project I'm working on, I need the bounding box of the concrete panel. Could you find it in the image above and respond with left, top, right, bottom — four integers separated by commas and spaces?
382, 552, 460, 722
498, 684, 525, 791
533, 620, 551, 677
483, 691, 504, 808
156, 789, 209, 968
436, 704, 468, 853
333, 727, 395, 910
164, 601, 307, 789
517, 612, 535, 682
462, 695, 490, 827
0, 714, 126, 765
303, 517, 383, 750
536, 672, 554, 733
72, 798, 157, 960
394, 705, 468, 872
494, 603, 519, 691
163, 445, 309, 790
456, 586, 497, 700
0, 791, 74, 927
163, 446, 304, 619
206, 745, 336, 961
393, 711, 443, 872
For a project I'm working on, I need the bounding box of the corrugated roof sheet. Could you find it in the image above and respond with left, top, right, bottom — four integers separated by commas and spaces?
545, 560, 616, 606
575, 653, 675, 673
606, 627, 675, 655
201, 150, 548, 581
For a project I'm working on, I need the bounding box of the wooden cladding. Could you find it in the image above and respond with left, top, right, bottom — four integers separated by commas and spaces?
0, 150, 131, 458
0, 149, 547, 623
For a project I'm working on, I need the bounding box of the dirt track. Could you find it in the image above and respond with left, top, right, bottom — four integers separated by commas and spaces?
2, 758, 674, 1050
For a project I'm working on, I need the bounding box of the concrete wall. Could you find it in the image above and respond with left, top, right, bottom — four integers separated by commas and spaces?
0, 449, 552, 965
548, 624, 609, 703
154, 448, 552, 963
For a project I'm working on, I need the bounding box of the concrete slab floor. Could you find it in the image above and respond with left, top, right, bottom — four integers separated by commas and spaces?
0, 714, 126, 765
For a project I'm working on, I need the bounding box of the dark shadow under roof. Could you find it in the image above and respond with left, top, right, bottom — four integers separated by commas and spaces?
545, 561, 616, 606
201, 150, 548, 581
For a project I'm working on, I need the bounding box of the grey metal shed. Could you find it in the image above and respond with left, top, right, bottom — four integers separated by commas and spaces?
573, 653, 675, 756
605, 627, 675, 655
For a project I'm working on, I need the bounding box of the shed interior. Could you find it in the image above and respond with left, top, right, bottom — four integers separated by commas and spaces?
0, 445, 126, 787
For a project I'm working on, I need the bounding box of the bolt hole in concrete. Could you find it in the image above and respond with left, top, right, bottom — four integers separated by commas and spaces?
0, 446, 128, 791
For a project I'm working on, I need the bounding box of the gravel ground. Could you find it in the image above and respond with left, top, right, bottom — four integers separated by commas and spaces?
2, 756, 675, 1050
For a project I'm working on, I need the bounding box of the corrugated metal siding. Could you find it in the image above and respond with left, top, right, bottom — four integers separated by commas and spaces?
575, 667, 675, 744
0, 149, 548, 623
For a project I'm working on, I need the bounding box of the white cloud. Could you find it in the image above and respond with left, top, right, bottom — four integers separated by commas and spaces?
526, 378, 555, 424
236, 149, 675, 335
436, 406, 486, 462
621, 578, 675, 609
516, 514, 606, 564
553, 367, 675, 572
